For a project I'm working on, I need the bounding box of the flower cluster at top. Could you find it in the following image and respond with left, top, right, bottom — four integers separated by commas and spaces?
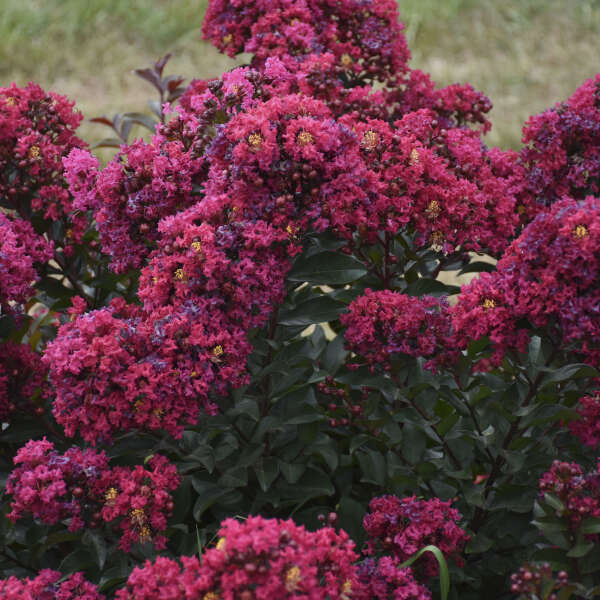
5, 439, 179, 551
0, 82, 86, 249
520, 74, 600, 213
0, 211, 52, 315
202, 0, 409, 82
538, 459, 600, 534
0, 569, 103, 600
0, 341, 47, 422
341, 289, 455, 372
451, 196, 600, 366
362, 495, 469, 579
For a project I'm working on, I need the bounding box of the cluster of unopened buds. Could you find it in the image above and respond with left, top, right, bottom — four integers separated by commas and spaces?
317, 378, 366, 428
509, 563, 569, 599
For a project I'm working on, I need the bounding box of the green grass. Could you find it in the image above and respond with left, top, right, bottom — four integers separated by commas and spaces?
2, 0, 600, 149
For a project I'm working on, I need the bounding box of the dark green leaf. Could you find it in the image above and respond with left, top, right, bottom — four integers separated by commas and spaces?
288, 251, 367, 284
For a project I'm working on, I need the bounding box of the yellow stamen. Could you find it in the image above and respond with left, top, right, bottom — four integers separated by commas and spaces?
409, 148, 419, 165
130, 508, 146, 527
105, 487, 118, 503
431, 231, 444, 246
216, 537, 226, 551
342, 580, 352, 594
28, 145, 40, 159
361, 130, 379, 151
297, 130, 314, 146
222, 34, 233, 45
340, 53, 353, 69
247, 132, 263, 150
191, 241, 202, 253
153, 407, 164, 417
65, 228, 73, 239
134, 400, 144, 412
203, 594, 220, 600
5, 97, 16, 106
174, 268, 185, 281
285, 566, 302, 592
482, 298, 496, 309
426, 200, 441, 219
517, 204, 526, 215
212, 345, 224, 357
573, 224, 588, 239
139, 525, 152, 542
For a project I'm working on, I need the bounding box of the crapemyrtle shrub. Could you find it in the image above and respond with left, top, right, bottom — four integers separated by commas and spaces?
1, 1, 600, 599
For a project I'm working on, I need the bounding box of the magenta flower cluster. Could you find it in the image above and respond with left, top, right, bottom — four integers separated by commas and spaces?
363, 495, 469, 579
6, 439, 179, 551
341, 289, 455, 372
0, 341, 48, 423
521, 74, 600, 212
538, 459, 600, 533
115, 515, 359, 599
452, 196, 600, 366
0, 570, 103, 600
0, 82, 86, 248
0, 211, 52, 314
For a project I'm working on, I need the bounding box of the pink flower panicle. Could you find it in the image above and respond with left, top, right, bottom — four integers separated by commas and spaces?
203, 0, 409, 86
6, 438, 109, 531
342, 290, 456, 372
0, 570, 103, 600
0, 82, 87, 245
354, 557, 432, 600
116, 515, 359, 599
6, 439, 178, 551
538, 460, 600, 532
570, 389, 600, 447
452, 196, 600, 366
363, 495, 469, 579
96, 454, 180, 552
0, 212, 53, 313
521, 74, 600, 212
0, 341, 48, 422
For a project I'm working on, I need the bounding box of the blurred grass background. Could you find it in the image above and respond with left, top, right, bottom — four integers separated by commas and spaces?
1, 0, 600, 149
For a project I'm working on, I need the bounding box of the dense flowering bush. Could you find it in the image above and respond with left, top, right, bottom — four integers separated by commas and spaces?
1, 1, 600, 599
